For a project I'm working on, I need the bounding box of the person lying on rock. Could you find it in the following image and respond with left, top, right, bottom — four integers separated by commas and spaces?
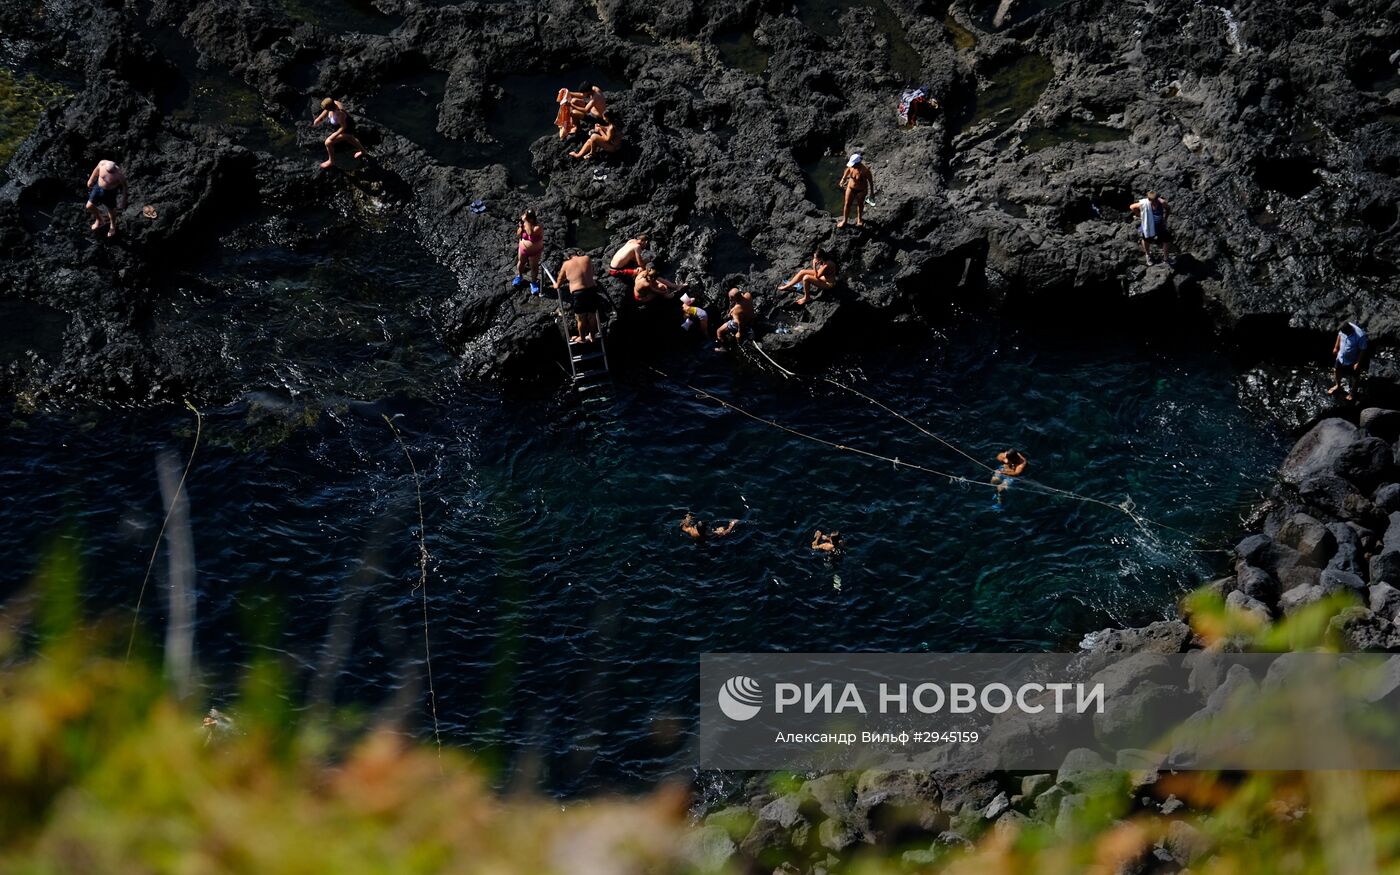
778, 248, 837, 305
991, 449, 1028, 505
553, 249, 602, 343
608, 234, 649, 276
681, 513, 738, 541
1128, 189, 1170, 266
680, 293, 709, 334
714, 288, 754, 350
84, 159, 127, 238
313, 98, 367, 168
633, 267, 687, 303
812, 530, 844, 554
569, 118, 621, 159
569, 82, 607, 124
513, 209, 544, 295
837, 153, 874, 228
1328, 321, 1369, 402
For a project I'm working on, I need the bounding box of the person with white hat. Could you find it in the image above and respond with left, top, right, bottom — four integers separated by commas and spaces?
679, 293, 709, 334
837, 152, 874, 228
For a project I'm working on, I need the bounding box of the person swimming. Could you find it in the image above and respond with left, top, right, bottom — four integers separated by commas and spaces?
681, 513, 738, 541
811, 529, 844, 554
991, 449, 1028, 505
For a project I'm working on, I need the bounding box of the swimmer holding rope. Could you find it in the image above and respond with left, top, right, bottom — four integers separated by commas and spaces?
991, 449, 1028, 505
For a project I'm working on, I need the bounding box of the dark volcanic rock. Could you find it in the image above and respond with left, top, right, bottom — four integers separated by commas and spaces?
2, 0, 1398, 402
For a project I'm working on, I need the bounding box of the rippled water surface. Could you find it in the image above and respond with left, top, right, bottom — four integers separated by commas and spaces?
1, 219, 1285, 794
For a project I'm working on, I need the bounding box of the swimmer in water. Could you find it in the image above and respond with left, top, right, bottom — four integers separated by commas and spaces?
991, 449, 1027, 503
681, 513, 738, 541
812, 530, 844, 554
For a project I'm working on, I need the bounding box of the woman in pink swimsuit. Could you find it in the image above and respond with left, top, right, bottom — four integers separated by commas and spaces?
513, 209, 544, 295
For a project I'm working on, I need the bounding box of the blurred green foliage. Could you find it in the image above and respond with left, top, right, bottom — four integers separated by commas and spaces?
0, 68, 71, 167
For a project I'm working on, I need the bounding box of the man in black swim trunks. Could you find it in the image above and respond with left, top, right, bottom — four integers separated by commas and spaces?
84, 159, 127, 238
553, 249, 602, 342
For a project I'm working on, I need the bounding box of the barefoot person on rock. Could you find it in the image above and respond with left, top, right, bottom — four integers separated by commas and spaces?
608, 234, 649, 277
1129, 189, 1171, 266
553, 249, 603, 343
312, 98, 367, 169
84, 159, 127, 238
714, 288, 754, 350
1328, 321, 1369, 402
632, 267, 687, 303
570, 117, 621, 160
778, 248, 837, 306
513, 209, 544, 295
837, 153, 873, 228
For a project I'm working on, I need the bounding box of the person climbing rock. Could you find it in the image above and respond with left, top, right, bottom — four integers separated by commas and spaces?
812, 530, 844, 554
553, 249, 602, 343
1328, 321, 1369, 401
680, 293, 709, 334
608, 234, 649, 276
681, 514, 738, 541
1129, 190, 1171, 265
779, 248, 837, 305
513, 210, 544, 295
569, 117, 621, 159
312, 98, 366, 169
837, 153, 874, 228
632, 267, 686, 303
83, 159, 127, 238
991, 449, 1028, 505
714, 288, 754, 350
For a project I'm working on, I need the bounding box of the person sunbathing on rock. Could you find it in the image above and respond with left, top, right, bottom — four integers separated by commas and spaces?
312, 98, 367, 168
513, 209, 544, 295
569, 118, 621, 159
608, 234, 649, 276
681, 513, 738, 541
714, 288, 754, 350
632, 267, 686, 303
837, 153, 874, 228
778, 248, 837, 305
84, 159, 127, 238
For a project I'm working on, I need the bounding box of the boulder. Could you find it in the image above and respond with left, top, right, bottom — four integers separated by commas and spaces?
1276, 513, 1336, 567
1327, 607, 1400, 651
1370, 582, 1400, 622
758, 794, 804, 830
1020, 773, 1054, 799
1297, 474, 1381, 525
1376, 483, 1400, 514
1280, 583, 1328, 614
1056, 748, 1119, 794
1361, 408, 1400, 442
1226, 590, 1272, 623
1280, 419, 1358, 486
1080, 620, 1193, 655
680, 825, 736, 872
1370, 512, 1400, 585
1320, 567, 1366, 593
1235, 564, 1279, 603
1327, 522, 1366, 575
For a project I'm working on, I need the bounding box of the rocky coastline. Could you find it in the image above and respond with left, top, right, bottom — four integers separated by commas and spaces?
1, 0, 1396, 405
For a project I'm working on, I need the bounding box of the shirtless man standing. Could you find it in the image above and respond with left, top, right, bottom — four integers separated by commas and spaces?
608, 234, 649, 277
714, 288, 754, 350
553, 249, 603, 342
84, 159, 128, 238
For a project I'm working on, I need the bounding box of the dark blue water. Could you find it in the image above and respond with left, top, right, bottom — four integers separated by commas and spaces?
0, 217, 1284, 794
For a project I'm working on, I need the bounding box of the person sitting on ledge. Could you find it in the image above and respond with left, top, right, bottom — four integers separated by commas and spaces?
608, 234, 649, 276
812, 530, 844, 554
570, 117, 621, 159
312, 98, 367, 169
633, 267, 687, 303
778, 248, 837, 305
681, 514, 738, 541
569, 82, 607, 124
